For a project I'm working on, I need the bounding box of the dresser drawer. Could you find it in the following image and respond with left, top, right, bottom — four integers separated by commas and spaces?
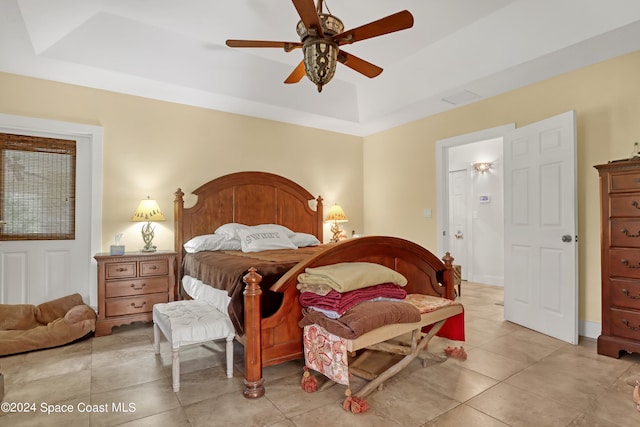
610, 195, 640, 217
610, 278, 640, 310
140, 259, 169, 276
105, 293, 168, 317
105, 277, 169, 298
105, 262, 137, 279
609, 308, 640, 341
609, 249, 640, 278
611, 219, 640, 247
610, 172, 640, 193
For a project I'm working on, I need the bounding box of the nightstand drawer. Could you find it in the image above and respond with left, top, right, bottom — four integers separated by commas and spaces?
105, 277, 170, 298
105, 262, 137, 279
609, 308, 640, 341
105, 293, 168, 317
140, 259, 169, 276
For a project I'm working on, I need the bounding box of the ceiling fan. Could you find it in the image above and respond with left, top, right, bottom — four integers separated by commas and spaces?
226, 0, 414, 92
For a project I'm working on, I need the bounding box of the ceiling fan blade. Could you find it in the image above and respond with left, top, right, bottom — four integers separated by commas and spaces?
334, 10, 414, 45
226, 40, 302, 52
337, 50, 383, 78
284, 61, 307, 84
291, 0, 324, 37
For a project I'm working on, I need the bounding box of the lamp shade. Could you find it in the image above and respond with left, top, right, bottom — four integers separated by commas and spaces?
132, 197, 166, 222
325, 204, 348, 223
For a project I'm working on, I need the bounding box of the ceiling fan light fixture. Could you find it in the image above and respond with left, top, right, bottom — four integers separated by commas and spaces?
226, 1, 414, 92
303, 39, 339, 92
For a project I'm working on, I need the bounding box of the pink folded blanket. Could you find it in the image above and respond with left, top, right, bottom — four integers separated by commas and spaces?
299, 283, 407, 315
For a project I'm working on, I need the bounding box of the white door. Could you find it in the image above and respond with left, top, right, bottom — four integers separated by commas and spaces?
448, 169, 468, 279
0, 115, 102, 307
503, 110, 577, 344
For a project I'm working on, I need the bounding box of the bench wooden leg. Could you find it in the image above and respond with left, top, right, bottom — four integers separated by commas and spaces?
352, 319, 447, 399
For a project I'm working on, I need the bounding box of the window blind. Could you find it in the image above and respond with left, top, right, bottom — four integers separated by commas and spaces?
0, 133, 76, 240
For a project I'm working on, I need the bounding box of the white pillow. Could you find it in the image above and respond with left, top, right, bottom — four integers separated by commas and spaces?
183, 234, 241, 253
238, 228, 297, 253
291, 232, 321, 247
252, 223, 295, 237
215, 223, 251, 240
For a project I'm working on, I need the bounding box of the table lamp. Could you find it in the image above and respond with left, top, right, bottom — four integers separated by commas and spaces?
325, 203, 348, 243
132, 196, 166, 252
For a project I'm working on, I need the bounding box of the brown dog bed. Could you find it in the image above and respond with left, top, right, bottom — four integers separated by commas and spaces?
0, 293, 96, 356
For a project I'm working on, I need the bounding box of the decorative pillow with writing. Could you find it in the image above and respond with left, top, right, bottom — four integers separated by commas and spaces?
252, 224, 295, 237
238, 228, 297, 253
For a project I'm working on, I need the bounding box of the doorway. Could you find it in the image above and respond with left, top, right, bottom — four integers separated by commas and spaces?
436, 112, 578, 344
446, 137, 505, 285
0, 114, 102, 307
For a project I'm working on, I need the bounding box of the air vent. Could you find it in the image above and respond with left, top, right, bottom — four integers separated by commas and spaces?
442, 90, 482, 106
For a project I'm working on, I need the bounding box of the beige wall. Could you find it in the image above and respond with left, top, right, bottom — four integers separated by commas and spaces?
363, 50, 640, 324
0, 72, 364, 251
3, 50, 640, 325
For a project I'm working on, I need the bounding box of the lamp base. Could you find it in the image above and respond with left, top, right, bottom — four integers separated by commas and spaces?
140, 222, 157, 252
330, 222, 346, 243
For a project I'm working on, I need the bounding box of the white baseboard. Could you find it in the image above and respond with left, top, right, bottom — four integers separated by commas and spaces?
579, 320, 600, 340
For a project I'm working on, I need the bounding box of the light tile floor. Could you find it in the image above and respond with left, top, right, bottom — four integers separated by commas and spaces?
1, 282, 639, 426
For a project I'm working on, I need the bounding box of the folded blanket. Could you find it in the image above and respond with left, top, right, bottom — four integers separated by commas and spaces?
299, 283, 407, 315
298, 301, 421, 339
296, 281, 333, 296
297, 262, 408, 293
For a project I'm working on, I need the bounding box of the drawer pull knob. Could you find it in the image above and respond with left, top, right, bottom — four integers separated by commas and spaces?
622, 319, 640, 331
130, 302, 146, 309
633, 201, 640, 210
116, 267, 128, 272
148, 265, 158, 270
130, 283, 146, 290
622, 288, 640, 299
621, 228, 640, 238
620, 259, 640, 268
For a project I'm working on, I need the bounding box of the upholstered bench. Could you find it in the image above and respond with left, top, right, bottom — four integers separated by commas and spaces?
152, 300, 235, 392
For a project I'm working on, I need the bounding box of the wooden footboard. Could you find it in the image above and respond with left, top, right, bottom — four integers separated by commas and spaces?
241, 236, 454, 398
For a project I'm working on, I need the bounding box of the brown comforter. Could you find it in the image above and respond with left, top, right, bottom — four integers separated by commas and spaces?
182, 246, 326, 335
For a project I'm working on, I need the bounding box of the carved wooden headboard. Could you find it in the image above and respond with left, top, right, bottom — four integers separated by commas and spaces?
174, 171, 323, 272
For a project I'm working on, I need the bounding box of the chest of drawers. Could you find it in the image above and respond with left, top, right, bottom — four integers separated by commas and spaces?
94, 251, 176, 336
595, 160, 640, 357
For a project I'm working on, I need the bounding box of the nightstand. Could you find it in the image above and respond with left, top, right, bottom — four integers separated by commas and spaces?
94, 251, 177, 336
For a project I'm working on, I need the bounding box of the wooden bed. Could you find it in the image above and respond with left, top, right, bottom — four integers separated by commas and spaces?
174, 171, 456, 398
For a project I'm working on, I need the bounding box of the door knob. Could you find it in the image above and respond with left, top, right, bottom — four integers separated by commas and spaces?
454, 231, 464, 239
562, 234, 573, 242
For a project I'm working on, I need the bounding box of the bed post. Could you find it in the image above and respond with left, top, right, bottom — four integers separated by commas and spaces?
316, 195, 324, 241
242, 267, 265, 398
442, 252, 455, 300
174, 189, 184, 300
